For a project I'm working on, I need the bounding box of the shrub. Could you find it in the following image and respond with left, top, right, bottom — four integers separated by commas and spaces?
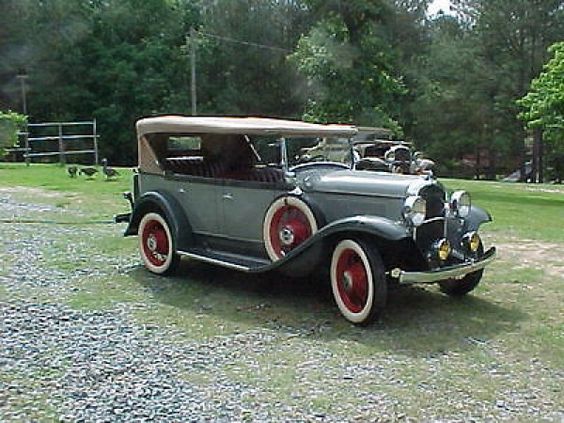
0, 110, 27, 157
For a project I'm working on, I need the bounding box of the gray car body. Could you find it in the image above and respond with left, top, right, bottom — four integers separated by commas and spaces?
124, 116, 495, 282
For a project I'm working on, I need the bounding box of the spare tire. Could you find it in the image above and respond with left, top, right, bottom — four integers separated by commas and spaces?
263, 196, 318, 261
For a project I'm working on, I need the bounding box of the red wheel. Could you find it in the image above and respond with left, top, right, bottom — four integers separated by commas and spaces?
330, 239, 387, 324
138, 212, 179, 274
263, 197, 318, 261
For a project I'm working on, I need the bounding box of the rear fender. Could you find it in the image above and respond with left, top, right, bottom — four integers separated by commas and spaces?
124, 191, 194, 250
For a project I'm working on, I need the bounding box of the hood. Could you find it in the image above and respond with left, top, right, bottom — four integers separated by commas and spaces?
300, 169, 434, 198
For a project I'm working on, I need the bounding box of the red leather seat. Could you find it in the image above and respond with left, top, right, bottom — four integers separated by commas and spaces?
166, 157, 226, 177
165, 158, 283, 182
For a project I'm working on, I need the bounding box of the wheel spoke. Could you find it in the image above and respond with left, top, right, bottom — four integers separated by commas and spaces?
265, 198, 318, 262
141, 217, 171, 268
335, 248, 369, 313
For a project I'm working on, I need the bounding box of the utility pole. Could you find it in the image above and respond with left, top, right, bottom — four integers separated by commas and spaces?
189, 28, 197, 116
533, 127, 543, 183
16, 74, 28, 115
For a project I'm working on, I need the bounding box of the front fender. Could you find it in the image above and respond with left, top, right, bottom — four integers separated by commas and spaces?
124, 191, 194, 250
314, 215, 409, 241
465, 206, 492, 231
257, 215, 409, 274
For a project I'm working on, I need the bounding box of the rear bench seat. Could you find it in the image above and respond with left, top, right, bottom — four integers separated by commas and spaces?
166, 156, 226, 178
165, 157, 284, 183
223, 167, 284, 183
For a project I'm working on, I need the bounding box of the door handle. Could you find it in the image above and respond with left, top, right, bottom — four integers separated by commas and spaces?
222, 193, 233, 200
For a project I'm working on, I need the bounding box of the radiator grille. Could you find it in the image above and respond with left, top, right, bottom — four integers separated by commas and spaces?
420, 184, 445, 219
415, 218, 445, 253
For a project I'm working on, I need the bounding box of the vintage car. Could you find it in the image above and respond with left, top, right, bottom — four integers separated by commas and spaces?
354, 140, 436, 175
353, 128, 435, 175
120, 115, 496, 325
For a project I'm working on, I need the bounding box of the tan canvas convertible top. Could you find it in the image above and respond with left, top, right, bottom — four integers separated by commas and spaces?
136, 115, 358, 138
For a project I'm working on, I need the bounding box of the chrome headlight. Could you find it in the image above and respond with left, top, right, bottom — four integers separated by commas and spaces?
403, 196, 426, 226
450, 190, 471, 218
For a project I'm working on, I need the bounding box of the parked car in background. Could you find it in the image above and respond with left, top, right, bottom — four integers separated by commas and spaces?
120, 116, 496, 325
353, 127, 436, 175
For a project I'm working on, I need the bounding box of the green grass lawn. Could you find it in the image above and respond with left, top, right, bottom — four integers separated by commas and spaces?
1, 162, 563, 420
2, 163, 562, 240
444, 178, 564, 243
0, 163, 133, 220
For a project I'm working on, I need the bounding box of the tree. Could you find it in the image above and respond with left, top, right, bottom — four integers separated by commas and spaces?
290, 0, 406, 132
0, 110, 27, 157
518, 42, 564, 182
450, 0, 564, 179
1, 0, 200, 164
197, 0, 311, 117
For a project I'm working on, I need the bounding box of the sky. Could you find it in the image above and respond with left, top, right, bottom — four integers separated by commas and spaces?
427, 0, 452, 16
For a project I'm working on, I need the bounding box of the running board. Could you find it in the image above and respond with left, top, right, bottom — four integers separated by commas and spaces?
177, 248, 271, 272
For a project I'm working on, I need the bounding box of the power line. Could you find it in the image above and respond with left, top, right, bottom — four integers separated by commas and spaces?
196, 30, 292, 53
186, 29, 293, 115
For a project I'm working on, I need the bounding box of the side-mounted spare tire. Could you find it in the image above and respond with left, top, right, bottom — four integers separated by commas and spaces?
263, 196, 318, 262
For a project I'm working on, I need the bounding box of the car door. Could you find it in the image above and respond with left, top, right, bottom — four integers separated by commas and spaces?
175, 176, 222, 237
221, 180, 285, 253
162, 134, 222, 238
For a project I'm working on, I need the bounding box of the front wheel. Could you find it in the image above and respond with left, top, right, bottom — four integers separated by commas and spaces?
439, 269, 484, 296
439, 242, 485, 296
330, 239, 387, 325
138, 212, 179, 275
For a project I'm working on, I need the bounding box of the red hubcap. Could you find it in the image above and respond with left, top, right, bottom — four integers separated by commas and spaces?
141, 220, 170, 267
336, 249, 368, 313
269, 205, 312, 258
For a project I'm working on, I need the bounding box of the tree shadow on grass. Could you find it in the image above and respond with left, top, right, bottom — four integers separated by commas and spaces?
129, 258, 526, 357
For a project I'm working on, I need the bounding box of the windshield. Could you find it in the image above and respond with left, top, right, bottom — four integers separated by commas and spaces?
251, 135, 354, 168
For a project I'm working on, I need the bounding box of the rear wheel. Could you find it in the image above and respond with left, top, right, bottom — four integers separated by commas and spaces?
330, 239, 387, 325
138, 212, 179, 275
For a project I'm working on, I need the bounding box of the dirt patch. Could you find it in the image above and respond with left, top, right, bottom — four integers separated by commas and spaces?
524, 186, 564, 194
495, 238, 563, 278
0, 186, 69, 198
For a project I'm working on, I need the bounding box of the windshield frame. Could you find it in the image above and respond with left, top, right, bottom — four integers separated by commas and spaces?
275, 135, 356, 174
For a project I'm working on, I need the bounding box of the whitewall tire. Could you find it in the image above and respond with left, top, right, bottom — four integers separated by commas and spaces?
263, 196, 318, 262
138, 212, 179, 275
330, 239, 387, 325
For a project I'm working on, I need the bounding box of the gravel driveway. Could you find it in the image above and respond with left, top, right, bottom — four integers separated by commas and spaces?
1, 188, 562, 422
0, 190, 307, 421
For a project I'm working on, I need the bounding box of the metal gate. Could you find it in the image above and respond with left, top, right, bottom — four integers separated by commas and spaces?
21, 120, 99, 165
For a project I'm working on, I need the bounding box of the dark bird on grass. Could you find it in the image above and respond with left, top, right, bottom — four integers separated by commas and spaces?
67, 166, 78, 178
102, 158, 120, 179
79, 167, 98, 178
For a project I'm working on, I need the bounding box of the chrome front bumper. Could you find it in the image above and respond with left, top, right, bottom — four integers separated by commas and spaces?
397, 247, 497, 284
